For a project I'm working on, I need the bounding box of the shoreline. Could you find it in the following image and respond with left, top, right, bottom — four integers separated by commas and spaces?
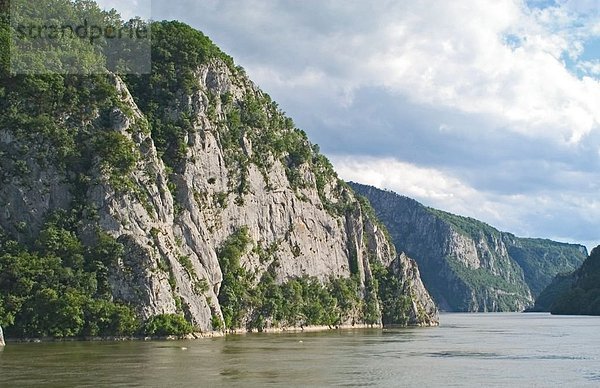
5, 323, 386, 343
5, 320, 441, 344
228, 323, 381, 335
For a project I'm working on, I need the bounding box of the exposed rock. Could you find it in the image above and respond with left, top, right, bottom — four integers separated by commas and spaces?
350, 182, 587, 312
392, 253, 438, 326
0, 23, 438, 333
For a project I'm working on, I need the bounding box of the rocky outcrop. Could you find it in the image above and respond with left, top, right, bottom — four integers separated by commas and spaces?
392, 253, 438, 325
0, 20, 437, 334
350, 182, 587, 312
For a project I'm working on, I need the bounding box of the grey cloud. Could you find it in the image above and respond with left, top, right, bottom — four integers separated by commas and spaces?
145, 0, 599, 247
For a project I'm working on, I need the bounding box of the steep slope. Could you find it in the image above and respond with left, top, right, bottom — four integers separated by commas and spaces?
350, 182, 587, 312
504, 238, 586, 296
530, 272, 575, 312
534, 246, 600, 315
0, 4, 437, 338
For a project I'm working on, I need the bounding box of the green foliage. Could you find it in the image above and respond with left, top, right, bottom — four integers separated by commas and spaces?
0, 73, 121, 176
0, 1, 150, 205
193, 279, 209, 295
0, 6, 10, 75
240, 94, 268, 128
83, 299, 140, 337
93, 131, 140, 191
531, 272, 574, 312
211, 313, 223, 331
508, 238, 586, 297
362, 285, 381, 325
143, 314, 194, 336
427, 208, 501, 240
213, 192, 228, 208
216, 227, 253, 329
249, 273, 363, 330
217, 227, 252, 273
124, 21, 235, 170
7, 0, 110, 74
550, 246, 600, 315
247, 273, 362, 331
178, 254, 194, 275
369, 260, 413, 325
215, 227, 363, 331
0, 218, 141, 338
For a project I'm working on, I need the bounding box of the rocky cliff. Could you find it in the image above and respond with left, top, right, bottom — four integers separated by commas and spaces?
533, 246, 600, 315
0, 8, 437, 337
350, 182, 587, 312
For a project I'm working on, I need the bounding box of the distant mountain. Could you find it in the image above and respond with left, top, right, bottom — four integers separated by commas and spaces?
533, 246, 600, 315
349, 182, 587, 312
530, 273, 575, 312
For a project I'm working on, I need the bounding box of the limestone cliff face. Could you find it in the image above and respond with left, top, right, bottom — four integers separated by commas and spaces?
0, 23, 437, 331
350, 182, 587, 312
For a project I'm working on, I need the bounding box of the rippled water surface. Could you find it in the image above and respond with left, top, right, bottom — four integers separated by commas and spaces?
2, 313, 600, 387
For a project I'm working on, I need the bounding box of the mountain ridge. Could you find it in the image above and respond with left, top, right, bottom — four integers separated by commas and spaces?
349, 182, 587, 312
533, 246, 600, 315
0, 3, 437, 338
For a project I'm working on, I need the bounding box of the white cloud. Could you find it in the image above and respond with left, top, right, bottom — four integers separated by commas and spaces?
332, 154, 600, 249
95, 0, 152, 20
143, 0, 600, 247
579, 60, 600, 76
332, 155, 476, 203
362, 1, 600, 143
331, 154, 509, 227
214, 0, 600, 144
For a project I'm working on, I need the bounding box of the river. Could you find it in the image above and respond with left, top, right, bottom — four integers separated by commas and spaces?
1, 313, 599, 387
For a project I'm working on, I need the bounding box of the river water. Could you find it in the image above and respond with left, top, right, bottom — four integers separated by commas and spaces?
1, 313, 599, 387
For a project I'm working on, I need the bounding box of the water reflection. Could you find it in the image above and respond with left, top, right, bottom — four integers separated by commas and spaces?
2, 314, 600, 387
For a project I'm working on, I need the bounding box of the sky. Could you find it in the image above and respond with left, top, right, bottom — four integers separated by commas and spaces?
96, 0, 600, 250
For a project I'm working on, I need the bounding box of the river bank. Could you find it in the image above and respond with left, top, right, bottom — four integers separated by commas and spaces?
4, 323, 384, 343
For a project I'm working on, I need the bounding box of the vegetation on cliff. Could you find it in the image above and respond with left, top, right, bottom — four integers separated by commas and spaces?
214, 225, 421, 331
349, 182, 587, 312
533, 246, 600, 315
0, 1, 437, 338
0, 215, 140, 338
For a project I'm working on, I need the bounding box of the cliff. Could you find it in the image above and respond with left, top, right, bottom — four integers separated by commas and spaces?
350, 182, 587, 312
0, 5, 437, 338
534, 246, 600, 315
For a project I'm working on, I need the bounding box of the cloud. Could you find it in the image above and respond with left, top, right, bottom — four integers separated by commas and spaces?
331, 154, 525, 229
579, 60, 600, 76
142, 0, 600, 248
152, 0, 600, 143
332, 155, 600, 249
95, 0, 152, 20
332, 155, 479, 204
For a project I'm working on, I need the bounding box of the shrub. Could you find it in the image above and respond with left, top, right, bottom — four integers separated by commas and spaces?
144, 314, 194, 336
0, 216, 140, 338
